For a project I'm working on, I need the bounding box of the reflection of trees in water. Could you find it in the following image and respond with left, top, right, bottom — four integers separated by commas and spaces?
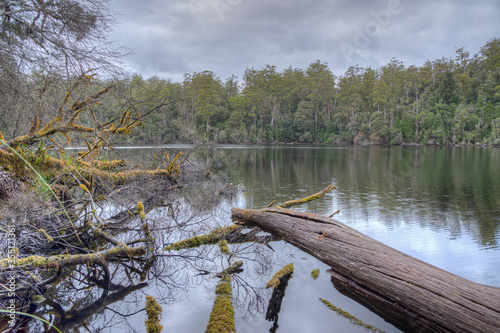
213, 146, 500, 247
231, 245, 274, 318
40, 267, 149, 332
177, 228, 277, 321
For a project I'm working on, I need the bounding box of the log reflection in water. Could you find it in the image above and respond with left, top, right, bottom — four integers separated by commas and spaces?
327, 269, 406, 332
265, 272, 293, 333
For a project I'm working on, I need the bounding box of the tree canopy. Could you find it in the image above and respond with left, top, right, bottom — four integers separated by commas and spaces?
71, 38, 499, 146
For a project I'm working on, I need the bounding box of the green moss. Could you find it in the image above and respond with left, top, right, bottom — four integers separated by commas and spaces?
165, 225, 240, 251
39, 228, 54, 243
276, 185, 335, 208
266, 263, 294, 289
319, 298, 386, 333
145, 295, 163, 333
311, 268, 320, 280
218, 240, 229, 254
215, 280, 232, 295
217, 261, 243, 277
0, 255, 48, 268
206, 275, 235, 333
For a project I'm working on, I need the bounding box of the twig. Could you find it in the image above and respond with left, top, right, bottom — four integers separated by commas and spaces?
329, 209, 340, 218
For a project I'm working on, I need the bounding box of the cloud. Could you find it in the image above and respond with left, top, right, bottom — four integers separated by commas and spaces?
110, 0, 500, 81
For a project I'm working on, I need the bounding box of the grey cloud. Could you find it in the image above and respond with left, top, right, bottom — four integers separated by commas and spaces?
110, 0, 500, 80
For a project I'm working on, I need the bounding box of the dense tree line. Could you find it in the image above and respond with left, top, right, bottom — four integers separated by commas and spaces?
90, 38, 499, 146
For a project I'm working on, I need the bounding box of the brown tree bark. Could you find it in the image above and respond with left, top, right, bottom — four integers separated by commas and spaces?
231, 207, 500, 333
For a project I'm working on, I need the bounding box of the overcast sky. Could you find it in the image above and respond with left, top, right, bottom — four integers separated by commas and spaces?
110, 0, 500, 82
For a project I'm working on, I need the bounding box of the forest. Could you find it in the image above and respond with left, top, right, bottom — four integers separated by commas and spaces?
134, 42, 500, 146
122, 40, 500, 146
6, 39, 499, 147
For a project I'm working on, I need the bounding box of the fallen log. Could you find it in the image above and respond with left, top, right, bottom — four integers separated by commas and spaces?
231, 207, 500, 333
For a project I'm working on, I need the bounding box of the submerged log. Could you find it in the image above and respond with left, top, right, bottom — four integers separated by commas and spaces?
231, 207, 500, 333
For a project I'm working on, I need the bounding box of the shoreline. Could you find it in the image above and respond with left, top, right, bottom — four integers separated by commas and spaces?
94, 141, 500, 149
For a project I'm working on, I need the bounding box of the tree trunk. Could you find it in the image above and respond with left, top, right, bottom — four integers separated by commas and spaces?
231, 207, 500, 333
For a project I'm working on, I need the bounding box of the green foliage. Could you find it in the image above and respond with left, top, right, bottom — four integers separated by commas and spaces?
370, 111, 390, 143
37, 38, 497, 146
401, 115, 415, 141
294, 101, 315, 142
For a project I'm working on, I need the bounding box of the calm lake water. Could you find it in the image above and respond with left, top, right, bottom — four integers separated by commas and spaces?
113, 144, 500, 332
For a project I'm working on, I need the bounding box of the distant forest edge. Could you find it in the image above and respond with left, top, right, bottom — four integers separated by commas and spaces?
4, 38, 500, 146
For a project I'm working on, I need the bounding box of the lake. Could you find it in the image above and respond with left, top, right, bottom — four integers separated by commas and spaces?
109, 144, 500, 332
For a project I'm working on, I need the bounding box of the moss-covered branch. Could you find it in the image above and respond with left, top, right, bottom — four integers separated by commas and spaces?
319, 298, 386, 333
205, 275, 235, 333
165, 224, 282, 252
0, 244, 146, 269
218, 240, 229, 254
275, 185, 335, 209
145, 295, 164, 333
311, 269, 320, 280
6, 74, 142, 150
266, 263, 294, 289
165, 225, 241, 251
215, 261, 243, 277
0, 149, 178, 187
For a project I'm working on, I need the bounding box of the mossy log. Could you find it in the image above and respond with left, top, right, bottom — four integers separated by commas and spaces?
205, 275, 235, 333
231, 207, 500, 333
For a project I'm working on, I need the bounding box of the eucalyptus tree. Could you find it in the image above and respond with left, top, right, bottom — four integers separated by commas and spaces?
455, 47, 474, 103
191, 70, 223, 138
305, 60, 335, 141
478, 38, 500, 75
338, 65, 364, 122
373, 71, 388, 118
242, 65, 282, 141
